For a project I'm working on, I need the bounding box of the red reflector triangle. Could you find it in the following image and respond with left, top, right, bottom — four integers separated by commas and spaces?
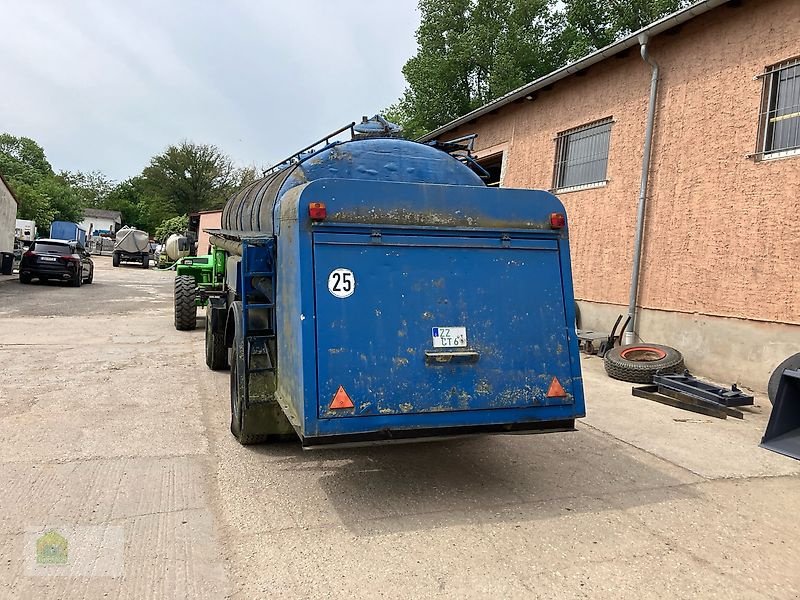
329, 386, 354, 409
547, 377, 567, 398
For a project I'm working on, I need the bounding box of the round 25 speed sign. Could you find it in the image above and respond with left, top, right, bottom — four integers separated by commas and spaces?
328, 268, 355, 298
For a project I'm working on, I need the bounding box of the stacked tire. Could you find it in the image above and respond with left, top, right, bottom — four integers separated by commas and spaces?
604, 344, 684, 383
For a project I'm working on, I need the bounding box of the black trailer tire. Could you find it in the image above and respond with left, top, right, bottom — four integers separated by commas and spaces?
19, 273, 31, 284
141, 253, 149, 269
230, 339, 269, 445
604, 343, 684, 383
205, 312, 229, 370
768, 352, 800, 405
174, 275, 197, 331
112, 252, 120, 267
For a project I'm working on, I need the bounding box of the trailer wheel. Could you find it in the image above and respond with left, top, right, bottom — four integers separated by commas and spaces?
141, 253, 149, 269
230, 339, 268, 445
174, 275, 197, 331
205, 311, 228, 370
768, 352, 800, 405
112, 252, 120, 267
604, 343, 684, 383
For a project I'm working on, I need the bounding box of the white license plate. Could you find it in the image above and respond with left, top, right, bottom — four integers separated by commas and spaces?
40, 256, 57, 262
432, 326, 467, 348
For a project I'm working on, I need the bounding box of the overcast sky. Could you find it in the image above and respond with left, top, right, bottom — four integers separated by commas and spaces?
0, 0, 419, 181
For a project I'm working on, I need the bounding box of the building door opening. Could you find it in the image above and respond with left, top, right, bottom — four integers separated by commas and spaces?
477, 153, 503, 187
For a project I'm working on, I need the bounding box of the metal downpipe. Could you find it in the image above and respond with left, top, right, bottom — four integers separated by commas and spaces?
623, 35, 660, 345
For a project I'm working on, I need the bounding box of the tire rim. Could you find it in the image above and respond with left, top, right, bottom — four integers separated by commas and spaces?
620, 346, 667, 362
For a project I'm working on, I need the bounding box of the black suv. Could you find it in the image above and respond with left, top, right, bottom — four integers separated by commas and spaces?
19, 239, 94, 287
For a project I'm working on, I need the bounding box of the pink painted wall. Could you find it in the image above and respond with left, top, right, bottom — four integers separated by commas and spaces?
197, 210, 222, 255
439, 0, 800, 326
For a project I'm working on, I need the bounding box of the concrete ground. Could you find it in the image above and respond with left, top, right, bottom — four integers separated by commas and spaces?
0, 257, 798, 599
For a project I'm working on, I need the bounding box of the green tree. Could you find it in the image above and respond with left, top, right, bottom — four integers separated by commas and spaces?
390, 0, 570, 139
0, 133, 83, 232
560, 0, 688, 60
102, 155, 255, 236
140, 142, 235, 217
233, 164, 261, 189
389, 0, 690, 138
102, 177, 149, 230
154, 214, 189, 242
61, 170, 115, 208
0, 134, 52, 184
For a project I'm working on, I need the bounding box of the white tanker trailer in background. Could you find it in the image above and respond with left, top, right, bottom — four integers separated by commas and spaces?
157, 233, 191, 267
113, 227, 151, 269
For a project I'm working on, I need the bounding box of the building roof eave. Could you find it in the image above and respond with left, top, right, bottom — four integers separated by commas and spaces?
418, 0, 731, 142
82, 208, 123, 221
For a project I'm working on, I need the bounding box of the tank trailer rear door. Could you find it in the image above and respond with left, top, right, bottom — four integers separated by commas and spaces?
313, 232, 576, 419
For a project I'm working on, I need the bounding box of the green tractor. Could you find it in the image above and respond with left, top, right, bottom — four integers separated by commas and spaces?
173, 246, 226, 333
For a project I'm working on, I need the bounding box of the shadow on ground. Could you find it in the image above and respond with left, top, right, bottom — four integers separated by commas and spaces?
242, 426, 700, 536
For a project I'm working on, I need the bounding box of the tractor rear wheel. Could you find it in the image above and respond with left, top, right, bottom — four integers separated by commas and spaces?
174, 275, 197, 330
205, 310, 228, 370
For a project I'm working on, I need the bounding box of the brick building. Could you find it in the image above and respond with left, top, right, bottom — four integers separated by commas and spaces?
422, 0, 800, 391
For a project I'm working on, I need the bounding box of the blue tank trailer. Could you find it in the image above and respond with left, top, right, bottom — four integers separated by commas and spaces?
203, 117, 585, 447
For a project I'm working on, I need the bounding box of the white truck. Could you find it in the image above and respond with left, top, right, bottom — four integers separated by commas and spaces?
15, 219, 35, 243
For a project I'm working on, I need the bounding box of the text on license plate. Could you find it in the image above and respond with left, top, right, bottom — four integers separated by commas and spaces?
40, 257, 57, 262
432, 326, 467, 348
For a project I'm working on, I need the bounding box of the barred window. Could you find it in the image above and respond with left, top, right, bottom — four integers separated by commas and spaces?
553, 118, 612, 191
756, 57, 800, 159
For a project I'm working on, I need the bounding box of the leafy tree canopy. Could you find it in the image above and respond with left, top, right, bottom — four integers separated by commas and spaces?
388, 0, 689, 139
61, 170, 115, 209
154, 214, 189, 242
0, 134, 82, 232
1, 134, 260, 238
140, 142, 235, 216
